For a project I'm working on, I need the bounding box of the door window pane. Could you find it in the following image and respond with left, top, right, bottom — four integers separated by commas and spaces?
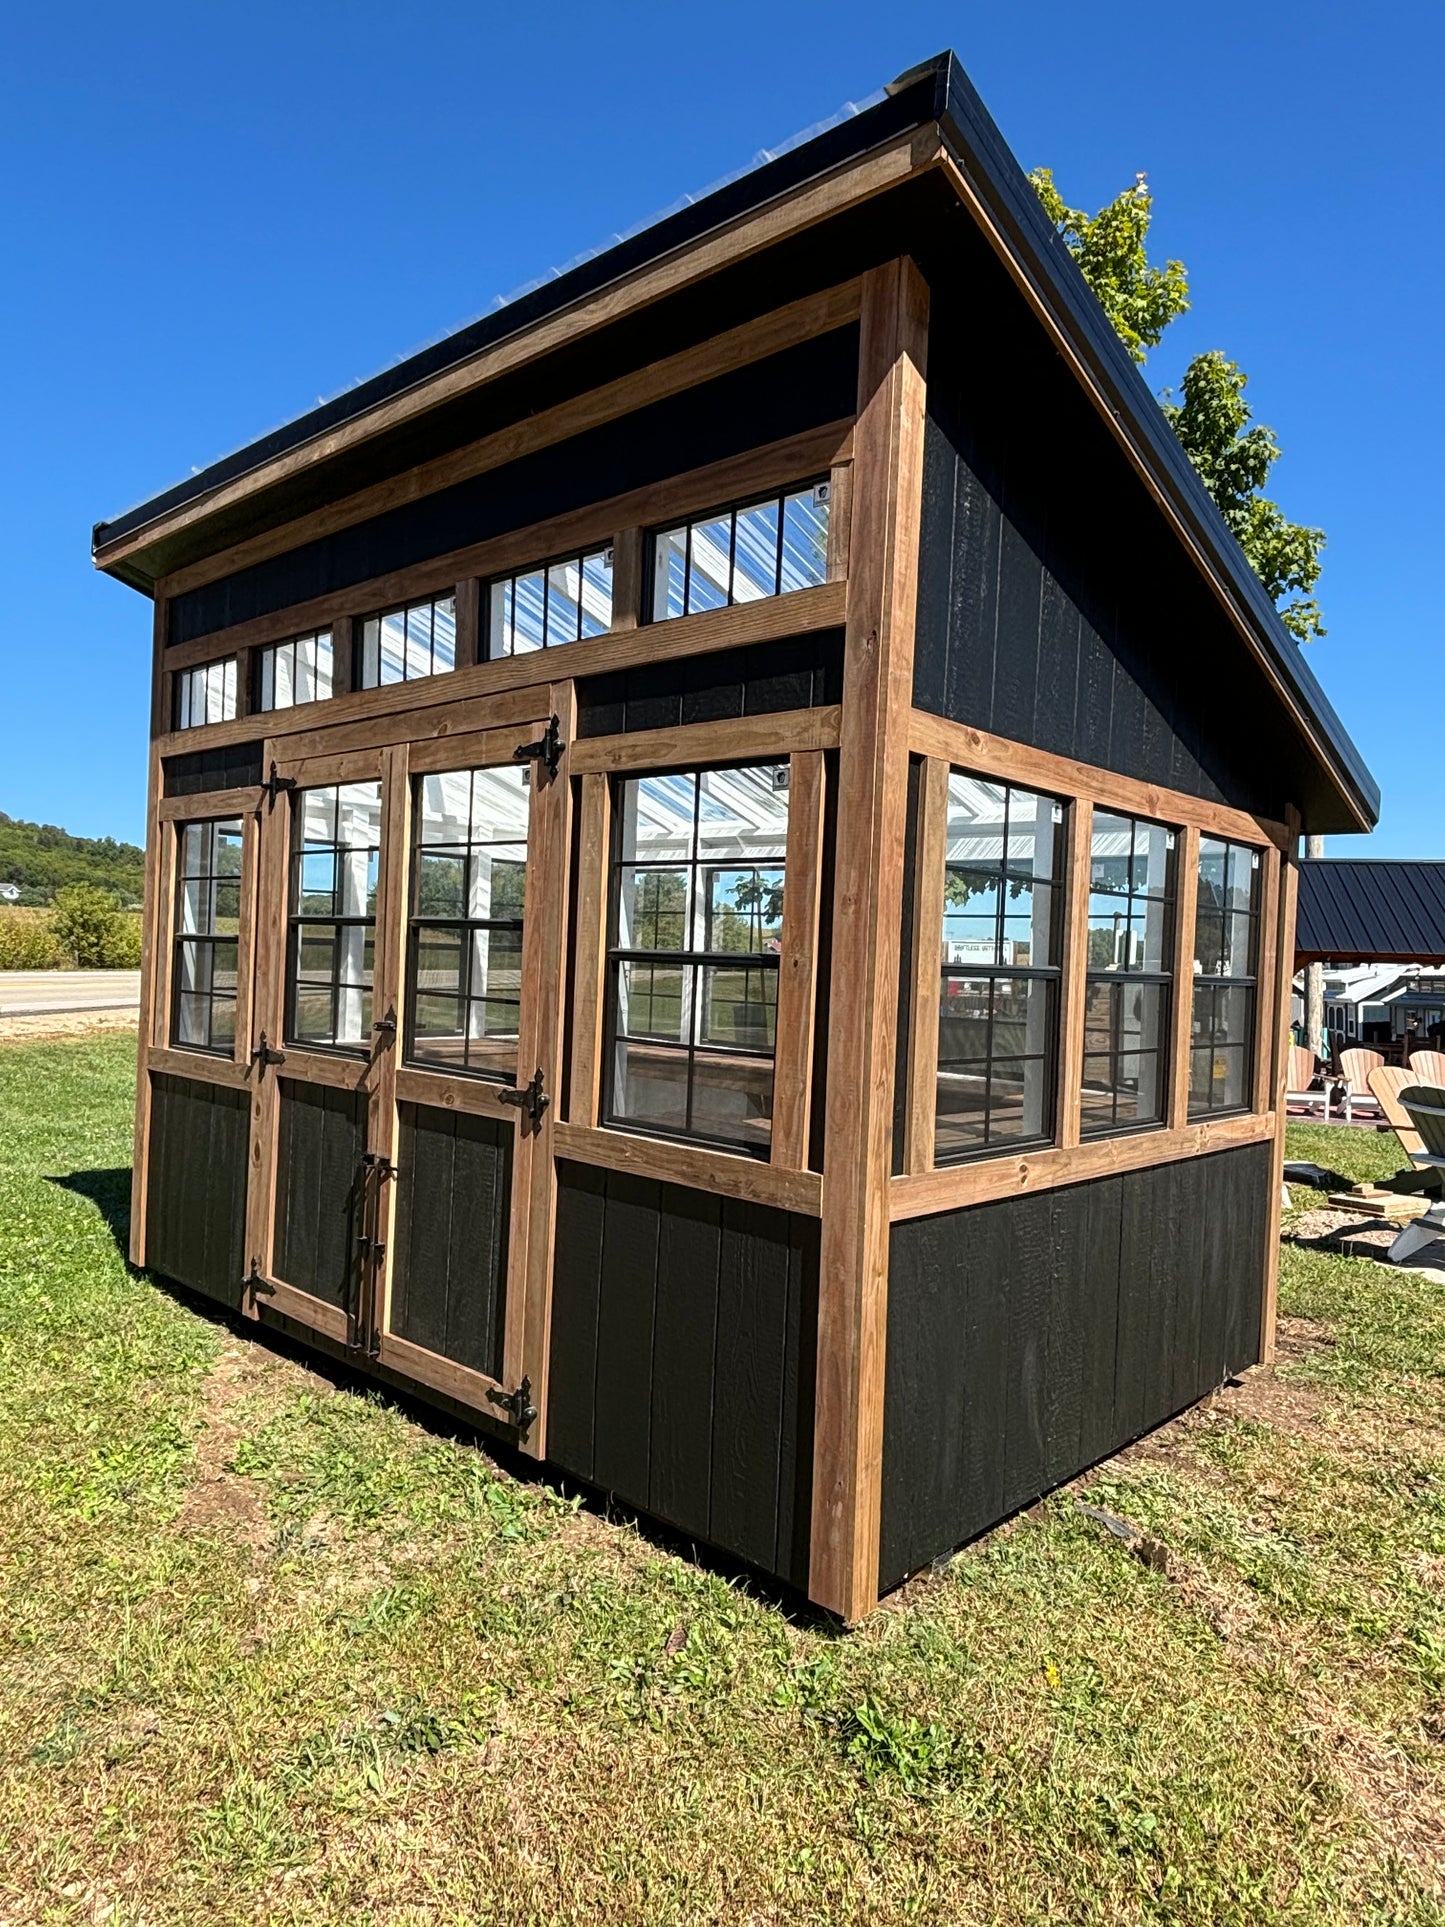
405, 764, 531, 1080
286, 782, 382, 1051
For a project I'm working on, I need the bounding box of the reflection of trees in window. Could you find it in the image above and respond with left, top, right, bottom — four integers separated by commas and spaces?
606, 765, 790, 1154
1080, 812, 1176, 1137
935, 776, 1063, 1163
1189, 837, 1260, 1117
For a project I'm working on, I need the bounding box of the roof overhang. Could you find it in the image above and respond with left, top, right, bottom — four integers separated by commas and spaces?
92, 49, 1378, 836
1296, 859, 1445, 965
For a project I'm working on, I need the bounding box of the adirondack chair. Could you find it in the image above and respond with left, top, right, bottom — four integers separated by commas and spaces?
1405, 1049, 1445, 1089
1368, 1065, 1430, 1162
1286, 1043, 1331, 1121
1338, 1046, 1385, 1124
1386, 1087, 1445, 1265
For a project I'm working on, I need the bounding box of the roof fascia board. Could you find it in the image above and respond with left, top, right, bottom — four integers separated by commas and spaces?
928, 53, 1377, 833
92, 69, 950, 566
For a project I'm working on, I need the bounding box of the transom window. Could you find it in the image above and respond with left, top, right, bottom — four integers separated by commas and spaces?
1189, 837, 1261, 1117
1081, 813, 1176, 1137
174, 660, 236, 730
359, 594, 456, 689
606, 764, 790, 1154
651, 481, 830, 622
935, 776, 1063, 1163
406, 765, 530, 1081
286, 783, 382, 1051
487, 548, 612, 656
173, 818, 242, 1054
257, 630, 334, 711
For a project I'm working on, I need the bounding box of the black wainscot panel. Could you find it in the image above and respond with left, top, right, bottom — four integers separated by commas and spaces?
879, 1141, 1272, 1589
547, 1161, 817, 1590
145, 1072, 250, 1309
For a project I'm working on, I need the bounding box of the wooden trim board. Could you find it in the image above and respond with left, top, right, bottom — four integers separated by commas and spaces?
552, 1120, 823, 1216
811, 257, 930, 1624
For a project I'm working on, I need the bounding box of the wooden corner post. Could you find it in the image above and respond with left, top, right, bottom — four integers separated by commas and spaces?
810, 258, 929, 1622
1261, 807, 1301, 1363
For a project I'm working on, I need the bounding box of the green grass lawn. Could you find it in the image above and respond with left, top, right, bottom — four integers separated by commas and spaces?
2, 1034, 1444, 1923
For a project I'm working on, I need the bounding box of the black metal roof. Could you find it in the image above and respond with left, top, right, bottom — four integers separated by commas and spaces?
91, 49, 1379, 832
1297, 861, 1445, 964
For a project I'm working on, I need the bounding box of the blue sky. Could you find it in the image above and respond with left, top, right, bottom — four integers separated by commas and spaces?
2, 2, 1438, 852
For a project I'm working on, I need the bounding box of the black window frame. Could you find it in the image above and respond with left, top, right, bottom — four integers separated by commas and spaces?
601, 760, 791, 1159
403, 763, 531, 1085
356, 592, 457, 691
1079, 810, 1178, 1140
485, 545, 614, 658
934, 773, 1066, 1166
1189, 835, 1262, 1119
283, 781, 383, 1056
171, 815, 244, 1056
173, 658, 237, 731
647, 477, 832, 624
254, 628, 335, 713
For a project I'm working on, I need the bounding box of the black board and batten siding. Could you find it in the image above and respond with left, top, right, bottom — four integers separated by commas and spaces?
168, 330, 859, 647
879, 1141, 1271, 1589
389, 1103, 512, 1382
547, 1161, 817, 1590
145, 1073, 250, 1310
271, 1080, 366, 1310
910, 238, 1294, 824
576, 634, 843, 737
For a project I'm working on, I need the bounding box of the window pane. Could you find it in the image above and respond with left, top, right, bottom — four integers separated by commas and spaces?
621, 772, 696, 865
380, 608, 407, 683
580, 549, 612, 638
696, 765, 790, 864
470, 764, 530, 845
513, 572, 547, 652
780, 487, 829, 592
616, 959, 688, 1043
488, 581, 514, 657
935, 973, 1055, 1161
654, 529, 687, 622
432, 596, 456, 672
700, 963, 776, 1051
546, 560, 581, 646
706, 867, 785, 952
689, 1053, 774, 1150
416, 851, 466, 918
732, 499, 779, 602
612, 1040, 690, 1134
687, 517, 731, 613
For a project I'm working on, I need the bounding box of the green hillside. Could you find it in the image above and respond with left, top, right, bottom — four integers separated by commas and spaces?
0, 813, 145, 907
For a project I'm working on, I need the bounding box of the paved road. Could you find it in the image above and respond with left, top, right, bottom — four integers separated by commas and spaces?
0, 970, 142, 1018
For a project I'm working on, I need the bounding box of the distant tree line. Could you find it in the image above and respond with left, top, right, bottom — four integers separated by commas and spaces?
0, 812, 145, 907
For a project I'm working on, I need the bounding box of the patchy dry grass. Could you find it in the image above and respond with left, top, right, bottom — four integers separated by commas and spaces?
1, 1037, 1443, 1922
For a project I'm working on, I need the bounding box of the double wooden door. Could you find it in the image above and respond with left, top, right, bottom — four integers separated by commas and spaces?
239, 703, 571, 1455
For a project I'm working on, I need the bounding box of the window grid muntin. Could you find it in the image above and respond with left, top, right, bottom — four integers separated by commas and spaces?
936, 776, 1065, 1164
256, 629, 334, 712
605, 764, 789, 1156
404, 764, 531, 1082
285, 782, 382, 1053
358, 594, 456, 690
487, 546, 613, 657
1080, 811, 1177, 1139
649, 479, 830, 623
1189, 836, 1262, 1119
171, 816, 243, 1055
174, 659, 237, 730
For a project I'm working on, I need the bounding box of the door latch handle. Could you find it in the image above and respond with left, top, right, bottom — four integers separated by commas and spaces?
513, 713, 563, 777
498, 1067, 550, 1129
250, 1031, 285, 1072
487, 1375, 538, 1434
371, 1006, 397, 1041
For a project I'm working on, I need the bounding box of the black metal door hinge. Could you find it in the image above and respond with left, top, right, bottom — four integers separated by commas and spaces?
488, 1375, 538, 1434
265, 762, 297, 809
514, 714, 563, 777
250, 1031, 286, 1073
371, 1005, 397, 1042
243, 1257, 274, 1300
499, 1067, 550, 1129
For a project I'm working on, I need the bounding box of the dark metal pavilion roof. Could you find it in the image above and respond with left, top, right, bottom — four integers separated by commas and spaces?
1296, 860, 1445, 965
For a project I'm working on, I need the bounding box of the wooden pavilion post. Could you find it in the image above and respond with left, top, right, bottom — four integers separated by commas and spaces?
809, 257, 929, 1622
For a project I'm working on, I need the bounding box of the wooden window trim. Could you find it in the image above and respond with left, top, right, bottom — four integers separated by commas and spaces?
901, 757, 948, 1174
908, 709, 1291, 854
890, 1107, 1277, 1221
569, 705, 840, 775
157, 577, 847, 756
157, 423, 853, 679
552, 1120, 822, 1217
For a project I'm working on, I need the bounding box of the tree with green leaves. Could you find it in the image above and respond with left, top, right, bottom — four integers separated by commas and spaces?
1029, 168, 1325, 640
